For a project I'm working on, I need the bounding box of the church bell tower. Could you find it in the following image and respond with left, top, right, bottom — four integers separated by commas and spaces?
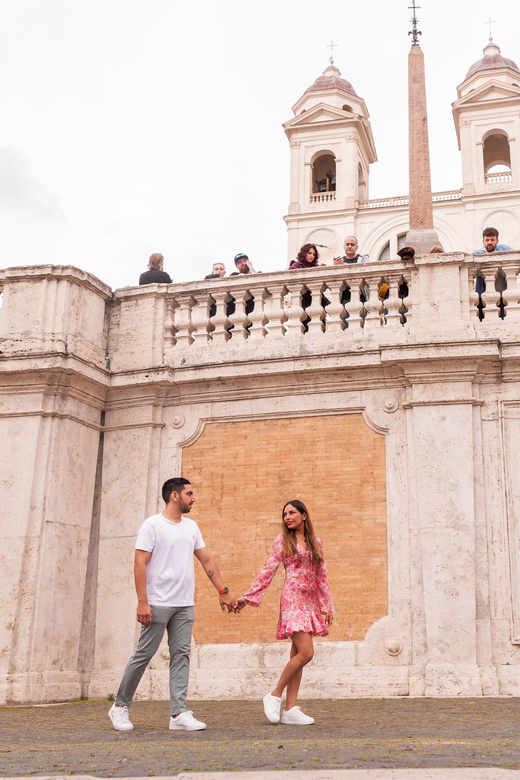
283, 59, 377, 264
453, 38, 520, 198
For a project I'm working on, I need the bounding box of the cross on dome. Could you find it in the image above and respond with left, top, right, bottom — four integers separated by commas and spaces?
485, 17, 496, 41
327, 40, 338, 65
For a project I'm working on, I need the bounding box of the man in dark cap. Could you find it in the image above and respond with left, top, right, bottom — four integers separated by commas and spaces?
230, 253, 257, 275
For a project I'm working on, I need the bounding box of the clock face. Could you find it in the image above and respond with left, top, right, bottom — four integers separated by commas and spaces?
305, 229, 340, 265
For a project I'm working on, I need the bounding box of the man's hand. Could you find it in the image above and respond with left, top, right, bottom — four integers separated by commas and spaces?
219, 592, 237, 613
333, 256, 343, 265
137, 601, 152, 626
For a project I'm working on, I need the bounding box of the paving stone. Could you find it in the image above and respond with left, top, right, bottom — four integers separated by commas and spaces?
1, 699, 519, 777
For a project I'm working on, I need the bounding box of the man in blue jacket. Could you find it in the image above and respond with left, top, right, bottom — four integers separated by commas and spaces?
473, 227, 513, 255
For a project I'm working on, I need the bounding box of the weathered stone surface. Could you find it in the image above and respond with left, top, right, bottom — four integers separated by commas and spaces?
2, 256, 520, 704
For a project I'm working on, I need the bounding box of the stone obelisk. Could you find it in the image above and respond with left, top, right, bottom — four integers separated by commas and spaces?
405, 2, 442, 253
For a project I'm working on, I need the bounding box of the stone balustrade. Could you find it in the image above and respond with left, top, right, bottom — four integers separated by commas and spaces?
485, 171, 512, 184
310, 192, 336, 203
1, 252, 520, 375
167, 266, 410, 346
359, 189, 462, 209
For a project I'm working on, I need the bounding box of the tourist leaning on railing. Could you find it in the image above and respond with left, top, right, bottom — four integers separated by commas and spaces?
139, 252, 172, 285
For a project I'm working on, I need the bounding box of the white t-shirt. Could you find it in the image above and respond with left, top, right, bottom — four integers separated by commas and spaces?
135, 513, 205, 607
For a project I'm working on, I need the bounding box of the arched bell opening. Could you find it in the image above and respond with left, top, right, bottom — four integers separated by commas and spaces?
312, 153, 336, 193
483, 130, 512, 181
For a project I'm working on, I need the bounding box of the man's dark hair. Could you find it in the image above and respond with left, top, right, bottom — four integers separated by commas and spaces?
162, 477, 191, 504
483, 227, 499, 239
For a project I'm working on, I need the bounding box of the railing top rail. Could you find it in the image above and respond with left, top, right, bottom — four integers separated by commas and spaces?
2, 253, 520, 302
113, 261, 415, 301
113, 251, 520, 299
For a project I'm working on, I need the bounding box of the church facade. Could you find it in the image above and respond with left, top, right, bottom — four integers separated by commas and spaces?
284, 39, 520, 263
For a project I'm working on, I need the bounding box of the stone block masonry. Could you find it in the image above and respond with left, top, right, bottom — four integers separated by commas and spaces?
2, 253, 520, 702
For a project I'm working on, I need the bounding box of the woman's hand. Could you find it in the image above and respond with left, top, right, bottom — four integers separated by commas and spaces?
235, 597, 247, 613
324, 612, 333, 626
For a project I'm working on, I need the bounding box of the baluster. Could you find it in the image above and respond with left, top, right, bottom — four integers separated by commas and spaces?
191, 293, 212, 343
384, 281, 402, 328
323, 280, 345, 333
469, 290, 481, 322
264, 284, 287, 338
247, 289, 268, 339
345, 286, 364, 330
209, 290, 232, 343
481, 271, 501, 320
228, 290, 250, 340
173, 295, 195, 346
164, 298, 176, 347
283, 284, 306, 337
363, 281, 382, 329
502, 268, 520, 322
304, 281, 325, 335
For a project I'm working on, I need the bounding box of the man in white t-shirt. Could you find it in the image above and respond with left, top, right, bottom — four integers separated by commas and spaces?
108, 477, 236, 732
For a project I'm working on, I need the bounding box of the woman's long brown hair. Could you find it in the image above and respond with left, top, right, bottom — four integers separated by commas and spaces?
281, 500, 324, 563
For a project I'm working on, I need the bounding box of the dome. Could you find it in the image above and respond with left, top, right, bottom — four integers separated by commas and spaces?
307, 62, 357, 96
465, 39, 520, 80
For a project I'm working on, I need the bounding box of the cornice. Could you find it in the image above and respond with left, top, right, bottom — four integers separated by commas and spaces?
0, 264, 112, 299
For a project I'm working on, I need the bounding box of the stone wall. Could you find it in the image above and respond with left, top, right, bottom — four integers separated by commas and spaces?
2, 253, 520, 703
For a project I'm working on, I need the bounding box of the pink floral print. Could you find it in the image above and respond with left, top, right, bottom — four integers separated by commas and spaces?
243, 533, 334, 640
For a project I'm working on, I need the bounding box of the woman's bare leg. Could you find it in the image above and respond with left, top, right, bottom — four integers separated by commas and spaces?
285, 641, 304, 710
271, 632, 313, 700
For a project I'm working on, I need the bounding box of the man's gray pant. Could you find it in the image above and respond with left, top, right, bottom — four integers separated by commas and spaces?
115, 605, 195, 716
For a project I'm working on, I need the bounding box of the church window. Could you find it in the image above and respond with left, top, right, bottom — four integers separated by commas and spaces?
378, 233, 406, 262
378, 242, 390, 262
312, 153, 336, 193
342, 104, 353, 112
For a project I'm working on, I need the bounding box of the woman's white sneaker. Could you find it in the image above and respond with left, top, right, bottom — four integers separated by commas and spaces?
281, 706, 314, 725
169, 711, 206, 730
262, 692, 282, 724
108, 703, 134, 731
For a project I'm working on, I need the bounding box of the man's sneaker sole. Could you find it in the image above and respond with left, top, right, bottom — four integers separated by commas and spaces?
169, 714, 206, 731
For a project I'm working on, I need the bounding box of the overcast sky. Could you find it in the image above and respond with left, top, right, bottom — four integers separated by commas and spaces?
0, 0, 519, 289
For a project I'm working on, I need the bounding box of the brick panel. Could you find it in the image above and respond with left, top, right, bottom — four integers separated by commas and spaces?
182, 414, 387, 644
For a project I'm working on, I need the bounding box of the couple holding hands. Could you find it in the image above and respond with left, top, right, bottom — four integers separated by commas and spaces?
108, 478, 334, 732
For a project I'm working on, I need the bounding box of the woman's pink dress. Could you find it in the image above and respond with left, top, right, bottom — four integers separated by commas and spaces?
243, 533, 334, 640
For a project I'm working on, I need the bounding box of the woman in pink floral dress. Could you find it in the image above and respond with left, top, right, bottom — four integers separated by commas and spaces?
237, 500, 334, 726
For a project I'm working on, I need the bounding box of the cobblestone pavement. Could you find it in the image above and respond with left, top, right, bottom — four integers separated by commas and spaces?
0, 699, 519, 777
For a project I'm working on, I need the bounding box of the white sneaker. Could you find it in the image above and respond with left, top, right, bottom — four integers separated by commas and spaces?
169, 710, 206, 731
281, 706, 314, 725
108, 703, 134, 731
262, 692, 282, 724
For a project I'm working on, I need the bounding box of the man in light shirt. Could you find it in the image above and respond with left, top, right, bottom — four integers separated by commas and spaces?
108, 477, 236, 732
